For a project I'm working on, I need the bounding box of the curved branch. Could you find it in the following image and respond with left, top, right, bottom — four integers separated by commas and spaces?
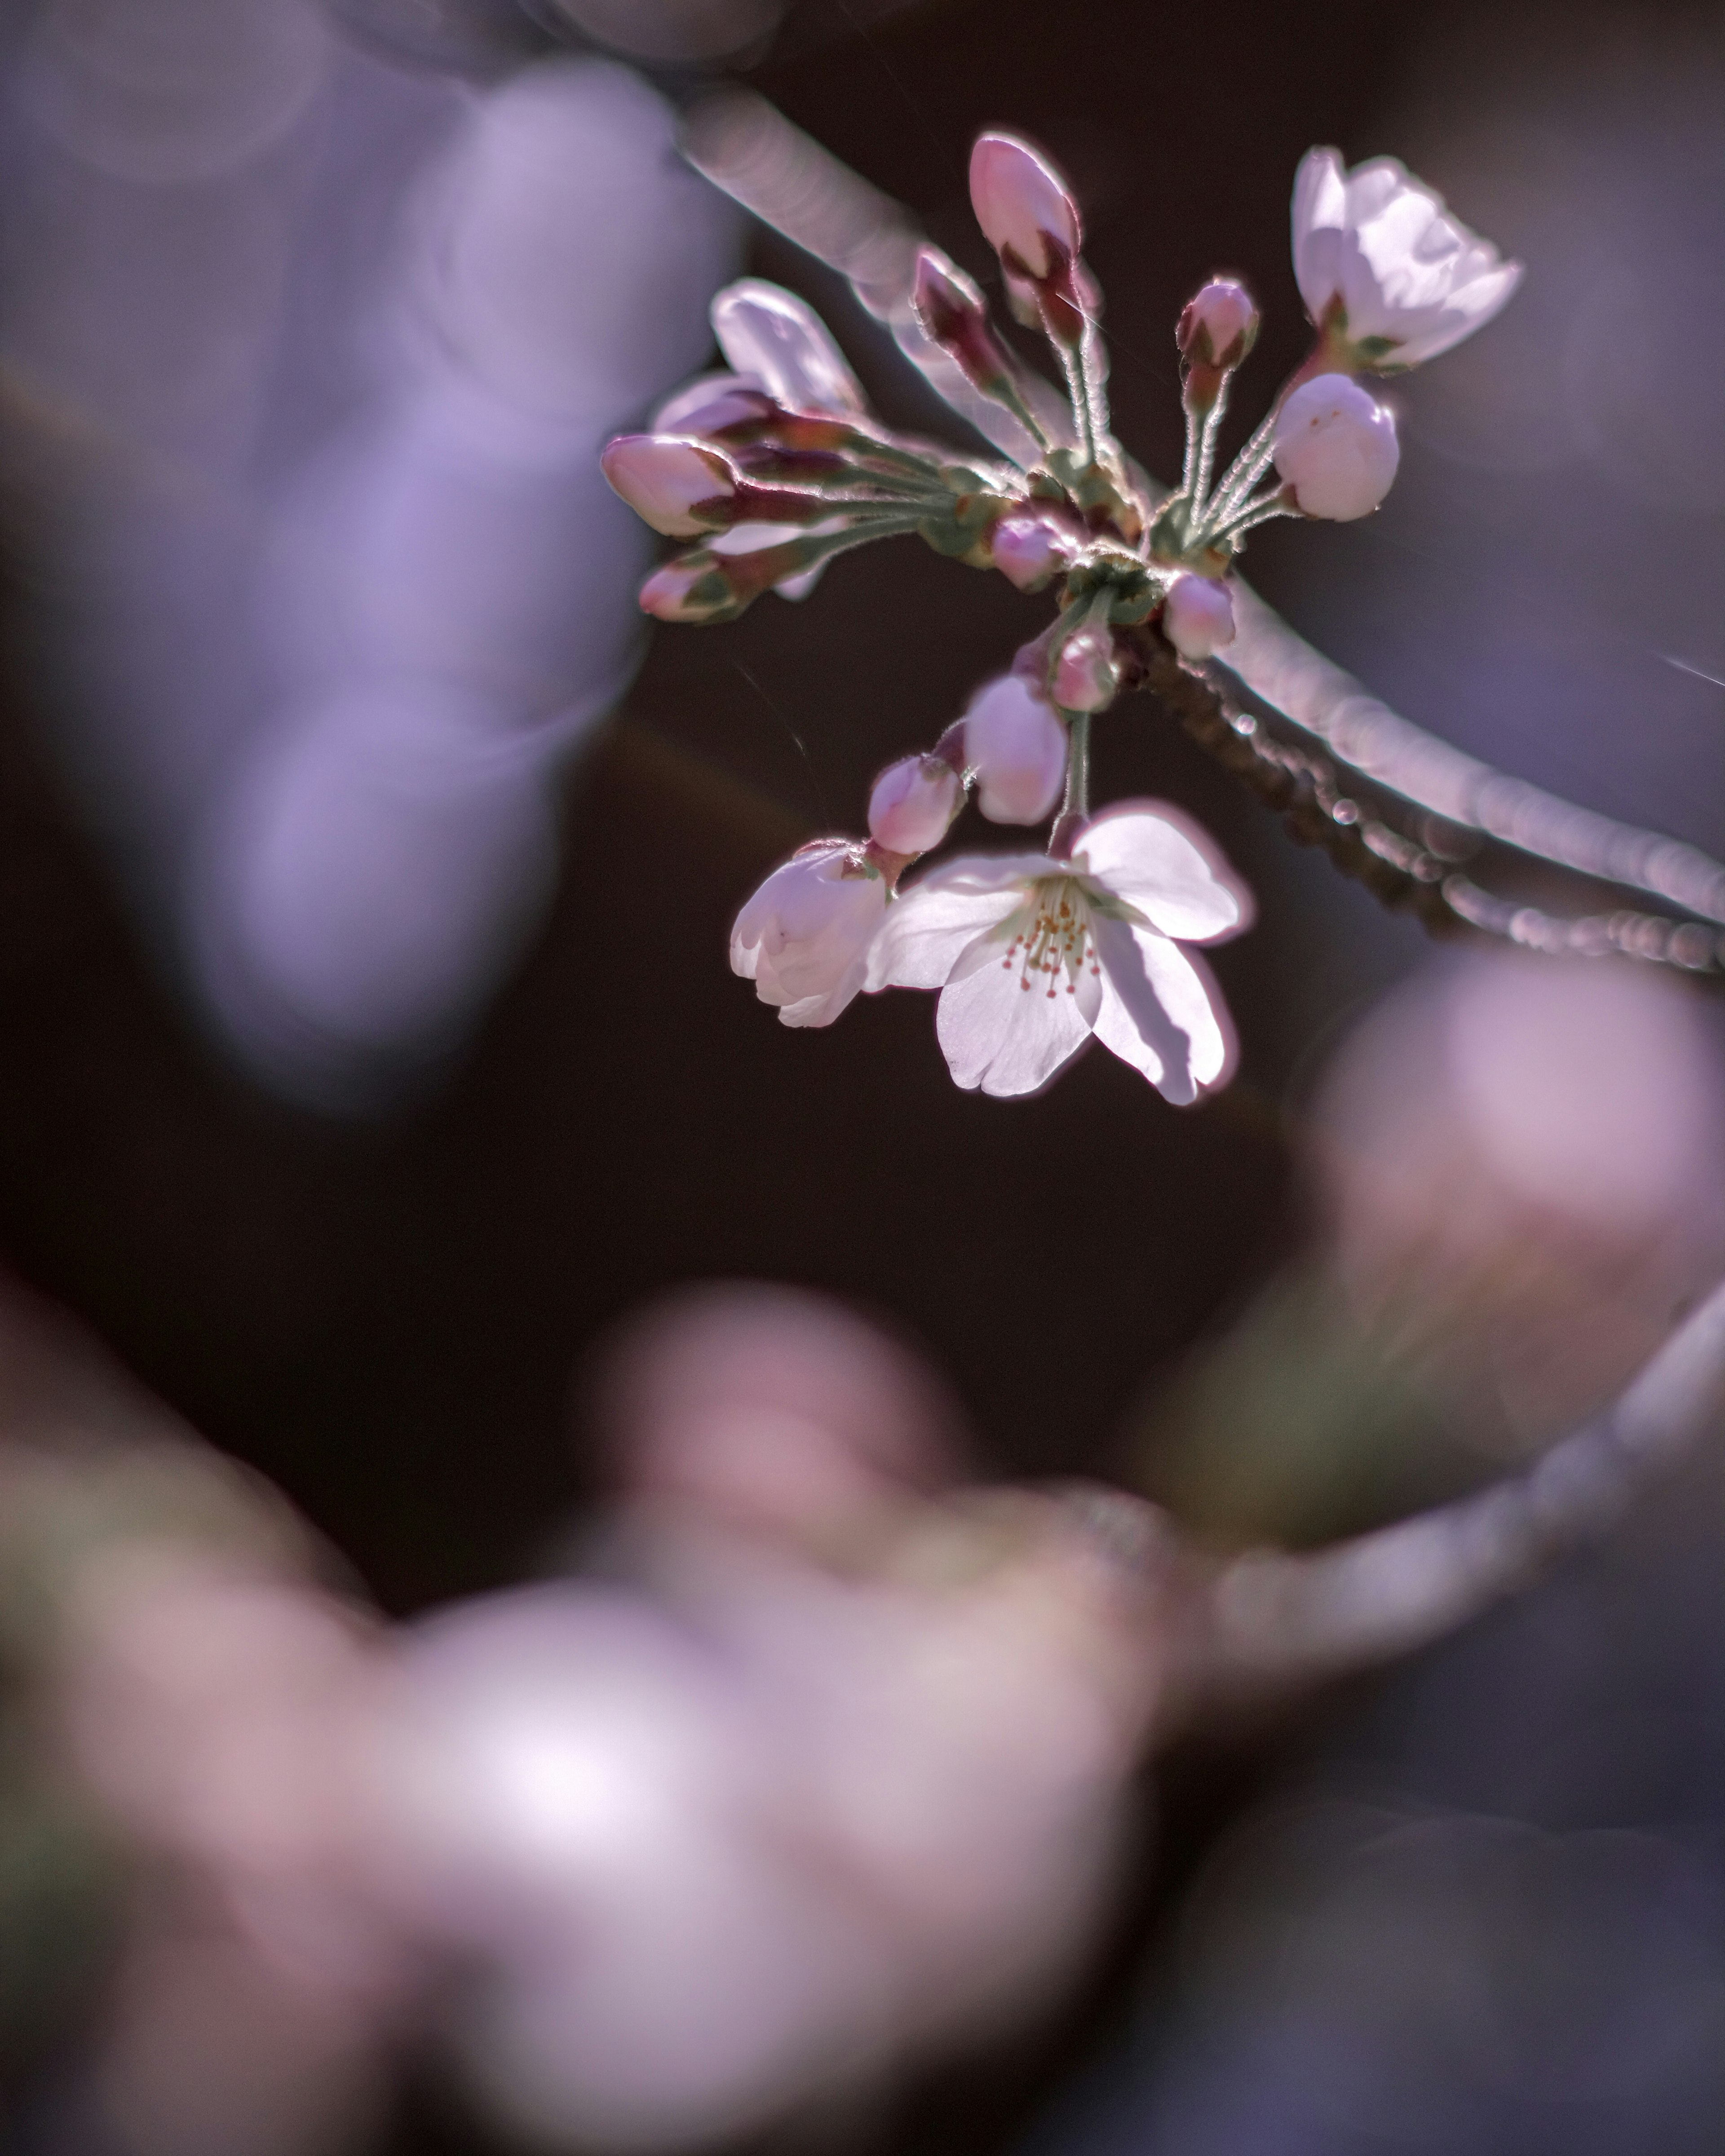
1126, 635, 1725, 977
1156, 1275, 1725, 1722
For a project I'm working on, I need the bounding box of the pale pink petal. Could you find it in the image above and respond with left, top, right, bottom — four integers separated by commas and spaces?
1075, 804, 1251, 943
1091, 918, 1234, 1104
864, 882, 1026, 992
1291, 148, 1347, 318
934, 958, 1091, 1098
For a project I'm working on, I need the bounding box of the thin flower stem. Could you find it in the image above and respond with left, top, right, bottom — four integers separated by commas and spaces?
1061, 708, 1092, 821
1190, 383, 1234, 523
1206, 412, 1280, 528
1207, 490, 1296, 545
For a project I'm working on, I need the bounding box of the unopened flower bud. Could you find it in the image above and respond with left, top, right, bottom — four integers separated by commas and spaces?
637, 558, 726, 622
990, 515, 1071, 592
651, 373, 776, 436
867, 755, 962, 857
730, 841, 886, 1028
601, 436, 736, 538
1177, 279, 1259, 370
968, 132, 1082, 281
964, 676, 1067, 825
1053, 626, 1120, 713
1272, 374, 1399, 520
1162, 575, 1237, 661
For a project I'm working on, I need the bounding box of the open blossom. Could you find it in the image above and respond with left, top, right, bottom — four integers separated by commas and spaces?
1162, 575, 1236, 661
600, 436, 735, 538
865, 804, 1249, 1101
964, 676, 1067, 825
1292, 148, 1522, 369
968, 132, 1082, 280
1274, 374, 1400, 520
731, 842, 887, 1029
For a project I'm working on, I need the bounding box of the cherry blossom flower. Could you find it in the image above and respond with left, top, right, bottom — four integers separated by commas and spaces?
1162, 575, 1236, 661
1273, 374, 1400, 520
865, 804, 1249, 1100
731, 842, 887, 1028
1292, 148, 1522, 370
963, 676, 1067, 826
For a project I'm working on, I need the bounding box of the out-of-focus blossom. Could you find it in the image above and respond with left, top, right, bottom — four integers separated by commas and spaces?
1053, 625, 1123, 712
1163, 574, 1238, 660
990, 512, 1073, 592
865, 804, 1248, 1100
1292, 147, 1522, 369
1315, 952, 1725, 1448
868, 755, 963, 858
600, 435, 738, 537
377, 1285, 1163, 2147
1177, 279, 1260, 371
730, 842, 888, 1028
968, 130, 1083, 280
964, 675, 1068, 825
1274, 373, 1401, 519
57, 1555, 401, 1989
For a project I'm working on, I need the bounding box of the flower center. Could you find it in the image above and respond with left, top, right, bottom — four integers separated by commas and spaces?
1000, 877, 1101, 999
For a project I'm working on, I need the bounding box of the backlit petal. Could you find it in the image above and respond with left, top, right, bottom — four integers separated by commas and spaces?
934, 959, 1091, 1098
1076, 805, 1250, 943
1091, 917, 1233, 1104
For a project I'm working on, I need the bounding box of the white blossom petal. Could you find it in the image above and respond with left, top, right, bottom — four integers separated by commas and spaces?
864, 882, 1026, 991
934, 955, 1092, 1098
1075, 806, 1250, 943
1091, 917, 1232, 1104
1291, 147, 1347, 318
711, 280, 867, 417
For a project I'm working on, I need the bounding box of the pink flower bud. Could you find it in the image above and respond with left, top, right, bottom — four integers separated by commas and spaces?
650, 373, 777, 436
1162, 575, 1237, 661
1177, 279, 1260, 370
1272, 373, 1400, 521
963, 676, 1067, 825
990, 515, 1071, 592
600, 435, 736, 538
968, 132, 1082, 281
867, 755, 962, 857
1052, 627, 1120, 713
730, 841, 886, 1028
638, 559, 721, 622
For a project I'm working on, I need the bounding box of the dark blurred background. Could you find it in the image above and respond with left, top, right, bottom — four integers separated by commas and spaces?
0, 2, 1720, 2152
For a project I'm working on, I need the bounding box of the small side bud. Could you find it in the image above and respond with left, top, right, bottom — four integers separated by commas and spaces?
602, 436, 737, 538
989, 514, 1072, 592
911, 247, 1015, 390
1162, 574, 1237, 661
968, 132, 1082, 282
1177, 279, 1259, 371
1053, 626, 1120, 713
1272, 373, 1400, 520
964, 675, 1068, 825
867, 755, 963, 857
639, 558, 727, 622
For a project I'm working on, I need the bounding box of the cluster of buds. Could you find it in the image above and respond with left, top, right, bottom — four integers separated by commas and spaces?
603, 134, 1521, 1102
